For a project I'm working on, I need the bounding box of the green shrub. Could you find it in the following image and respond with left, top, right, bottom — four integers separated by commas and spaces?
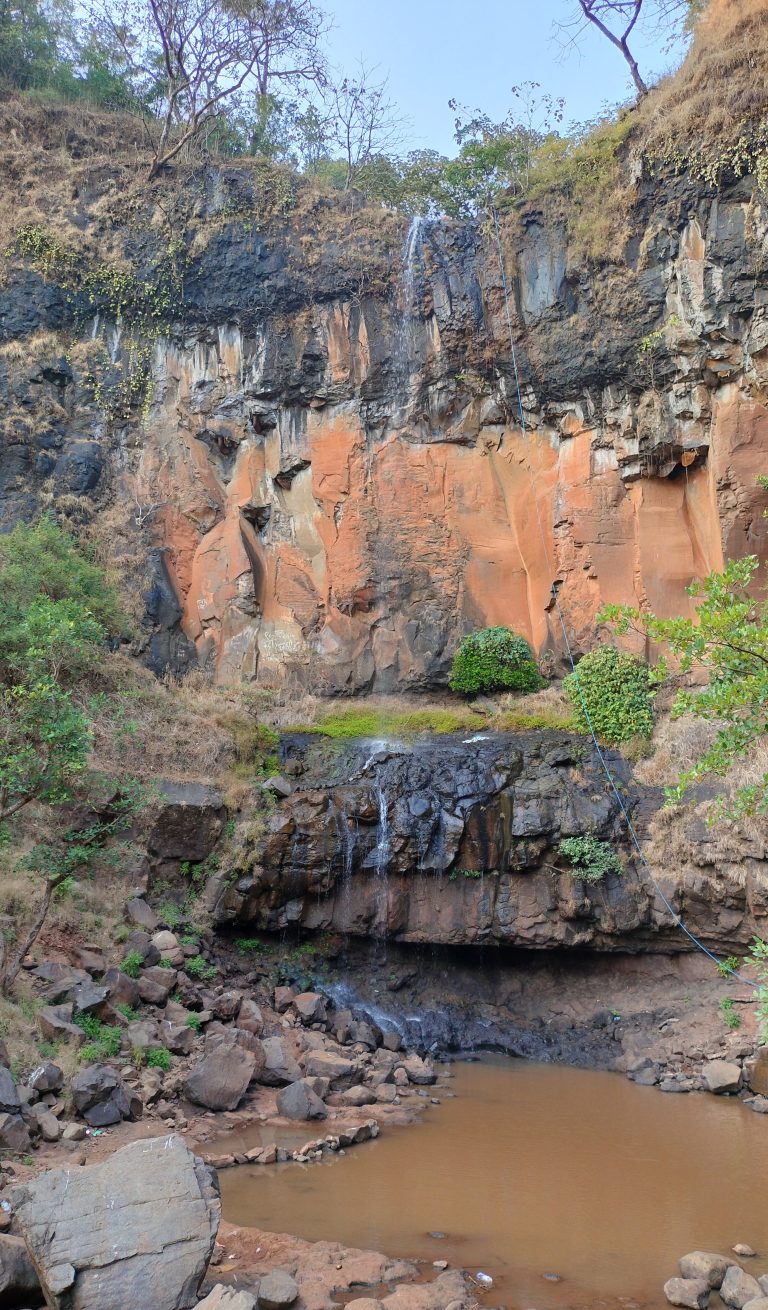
185, 954, 217, 981
120, 951, 144, 979
563, 646, 654, 744
75, 1016, 123, 1061
146, 1047, 172, 1071
234, 937, 263, 954
559, 835, 622, 883
185, 1013, 203, 1031
719, 998, 741, 1031
449, 627, 544, 696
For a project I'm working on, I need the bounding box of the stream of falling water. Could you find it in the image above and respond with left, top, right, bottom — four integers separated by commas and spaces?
373, 776, 391, 941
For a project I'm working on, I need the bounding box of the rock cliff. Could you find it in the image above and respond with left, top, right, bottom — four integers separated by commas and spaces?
2, 116, 767, 689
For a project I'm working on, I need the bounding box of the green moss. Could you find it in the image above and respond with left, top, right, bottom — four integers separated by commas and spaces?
287, 706, 485, 739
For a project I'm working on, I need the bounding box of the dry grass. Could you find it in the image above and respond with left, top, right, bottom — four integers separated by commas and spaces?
634, 0, 768, 187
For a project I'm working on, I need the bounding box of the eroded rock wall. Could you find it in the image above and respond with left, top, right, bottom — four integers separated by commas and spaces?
2, 168, 768, 687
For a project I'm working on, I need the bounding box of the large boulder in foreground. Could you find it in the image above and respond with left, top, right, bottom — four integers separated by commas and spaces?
184, 1045, 256, 1111
10, 1134, 220, 1310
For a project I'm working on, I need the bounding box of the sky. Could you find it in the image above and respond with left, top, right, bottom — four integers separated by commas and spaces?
322, 0, 683, 155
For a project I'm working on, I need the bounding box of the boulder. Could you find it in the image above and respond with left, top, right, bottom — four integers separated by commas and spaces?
72, 982, 110, 1017
744, 1048, 768, 1096
721, 1266, 763, 1308
37, 1005, 84, 1046
339, 1086, 377, 1107
381, 1031, 402, 1052
102, 968, 141, 1009
258, 1270, 299, 1310
348, 1019, 380, 1049
273, 987, 296, 1014
149, 781, 225, 862
126, 1019, 163, 1052
664, 1278, 711, 1308
0, 1066, 20, 1114
401, 1054, 436, 1085
70, 1064, 141, 1127
42, 969, 91, 1004
760, 1277, 768, 1296
679, 1254, 732, 1289
276, 1080, 327, 1121
152, 931, 180, 954
702, 1061, 742, 1095
742, 1301, 768, 1310
28, 1061, 64, 1094
184, 1046, 256, 1111
126, 897, 159, 931
138, 974, 175, 1006
198, 1287, 256, 1310
259, 1037, 302, 1087
0, 1234, 42, 1306
211, 991, 242, 1021
10, 1135, 220, 1310
238, 1000, 264, 1035
0, 1112, 31, 1152
293, 992, 327, 1025
161, 1021, 196, 1056
71, 945, 106, 975
302, 1050, 358, 1088
123, 931, 160, 966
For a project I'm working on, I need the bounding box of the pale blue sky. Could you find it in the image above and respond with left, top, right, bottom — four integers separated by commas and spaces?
323, 0, 681, 154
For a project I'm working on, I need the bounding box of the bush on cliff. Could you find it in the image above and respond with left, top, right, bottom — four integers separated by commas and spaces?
563, 646, 654, 744
449, 627, 544, 696
559, 834, 622, 883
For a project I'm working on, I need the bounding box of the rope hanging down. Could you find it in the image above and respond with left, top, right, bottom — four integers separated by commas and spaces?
488, 204, 757, 991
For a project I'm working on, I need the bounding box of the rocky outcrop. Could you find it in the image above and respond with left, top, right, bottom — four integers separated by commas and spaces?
2, 140, 767, 688
10, 1135, 220, 1310
211, 730, 768, 954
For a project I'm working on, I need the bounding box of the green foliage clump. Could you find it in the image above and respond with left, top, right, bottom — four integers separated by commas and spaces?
449, 627, 544, 697
716, 955, 740, 980
234, 937, 263, 954
145, 1047, 172, 1071
75, 1014, 123, 1060
563, 646, 654, 745
185, 955, 217, 981
559, 835, 622, 884
185, 1013, 203, 1031
719, 998, 742, 1031
602, 552, 768, 815
120, 951, 144, 979
748, 937, 768, 1044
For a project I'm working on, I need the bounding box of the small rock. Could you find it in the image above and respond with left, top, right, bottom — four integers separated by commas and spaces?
733, 1247, 756, 1258
0, 1113, 31, 1152
664, 1277, 711, 1308
258, 1269, 299, 1310
274, 986, 296, 1013
433, 1260, 449, 1271
62, 1123, 86, 1141
293, 992, 327, 1025
152, 930, 179, 953
37, 1005, 84, 1046
102, 968, 141, 1009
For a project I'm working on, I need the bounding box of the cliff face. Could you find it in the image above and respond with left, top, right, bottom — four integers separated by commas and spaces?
2, 146, 768, 689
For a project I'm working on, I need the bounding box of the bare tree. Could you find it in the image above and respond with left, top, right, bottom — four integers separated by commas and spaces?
563, 1, 693, 100
326, 62, 408, 189
93, 0, 327, 179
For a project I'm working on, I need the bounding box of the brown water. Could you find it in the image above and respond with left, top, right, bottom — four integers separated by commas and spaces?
219, 1059, 768, 1309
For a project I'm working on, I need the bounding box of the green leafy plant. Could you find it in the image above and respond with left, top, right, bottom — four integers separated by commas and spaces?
716, 955, 740, 979
563, 646, 654, 744
116, 1004, 139, 1021
602, 551, 768, 814
145, 1047, 172, 1071
559, 835, 623, 883
158, 901, 183, 929
75, 1015, 122, 1060
747, 937, 768, 1043
185, 955, 217, 981
185, 1013, 203, 1031
120, 951, 144, 979
719, 997, 742, 1031
233, 937, 263, 953
449, 627, 544, 696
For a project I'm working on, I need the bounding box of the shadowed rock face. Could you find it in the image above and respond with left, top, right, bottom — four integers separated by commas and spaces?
2, 169, 767, 687
210, 731, 768, 954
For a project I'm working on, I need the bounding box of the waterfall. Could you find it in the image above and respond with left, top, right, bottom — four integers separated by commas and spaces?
336, 806, 356, 934
392, 215, 425, 407
373, 781, 391, 938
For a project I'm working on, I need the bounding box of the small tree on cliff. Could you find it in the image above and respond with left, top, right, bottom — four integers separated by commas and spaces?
449, 628, 544, 696
0, 517, 125, 993
561, 1, 698, 100
601, 553, 768, 816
